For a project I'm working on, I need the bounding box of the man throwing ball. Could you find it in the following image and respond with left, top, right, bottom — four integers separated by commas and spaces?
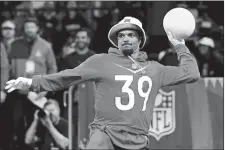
6, 16, 200, 150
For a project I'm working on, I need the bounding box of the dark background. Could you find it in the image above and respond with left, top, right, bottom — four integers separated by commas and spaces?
0, 1, 223, 56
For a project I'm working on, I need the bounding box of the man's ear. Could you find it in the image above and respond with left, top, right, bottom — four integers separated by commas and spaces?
87, 37, 91, 44
139, 37, 142, 45
36, 26, 40, 33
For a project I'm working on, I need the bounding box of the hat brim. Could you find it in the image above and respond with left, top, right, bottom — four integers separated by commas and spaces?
2, 26, 15, 29
108, 23, 146, 49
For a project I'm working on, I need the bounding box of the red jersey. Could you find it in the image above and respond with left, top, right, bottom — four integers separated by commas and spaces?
30, 44, 200, 149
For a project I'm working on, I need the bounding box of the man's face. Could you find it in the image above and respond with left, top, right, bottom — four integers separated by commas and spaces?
24, 22, 38, 38
198, 45, 210, 56
44, 103, 60, 124
1, 27, 15, 39
75, 31, 90, 50
117, 30, 141, 56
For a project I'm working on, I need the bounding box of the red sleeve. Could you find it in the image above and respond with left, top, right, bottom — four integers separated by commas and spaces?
159, 44, 200, 87
46, 44, 57, 74
0, 43, 9, 90
30, 55, 100, 92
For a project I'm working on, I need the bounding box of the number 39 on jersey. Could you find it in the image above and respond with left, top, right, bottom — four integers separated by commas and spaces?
114, 75, 152, 111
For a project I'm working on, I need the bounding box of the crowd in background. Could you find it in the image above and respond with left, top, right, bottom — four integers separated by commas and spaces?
0, 1, 224, 75
0, 1, 147, 57
0, 1, 223, 150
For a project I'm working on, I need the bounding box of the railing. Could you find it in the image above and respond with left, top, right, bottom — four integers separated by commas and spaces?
63, 85, 76, 149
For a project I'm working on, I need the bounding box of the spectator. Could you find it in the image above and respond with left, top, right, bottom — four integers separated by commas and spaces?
0, 19, 16, 107
1, 20, 15, 54
0, 20, 15, 149
14, 2, 34, 37
10, 17, 57, 80
158, 42, 179, 66
62, 2, 88, 40
0, 20, 15, 82
195, 37, 223, 77
59, 27, 95, 68
91, 9, 113, 53
1, 11, 12, 23
116, 2, 146, 27
57, 28, 95, 149
0, 43, 9, 104
25, 99, 69, 150
8, 17, 57, 148
38, 2, 57, 44
0, 2, 20, 23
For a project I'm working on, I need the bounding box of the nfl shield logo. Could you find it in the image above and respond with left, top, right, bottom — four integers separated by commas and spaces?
148, 89, 176, 141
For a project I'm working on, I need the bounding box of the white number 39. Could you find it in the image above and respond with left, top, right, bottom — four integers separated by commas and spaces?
115, 75, 152, 111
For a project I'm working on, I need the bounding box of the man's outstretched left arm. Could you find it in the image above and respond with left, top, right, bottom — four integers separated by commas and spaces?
5, 55, 101, 93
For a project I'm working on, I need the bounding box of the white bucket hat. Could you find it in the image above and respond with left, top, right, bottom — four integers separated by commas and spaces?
198, 37, 215, 48
108, 16, 146, 49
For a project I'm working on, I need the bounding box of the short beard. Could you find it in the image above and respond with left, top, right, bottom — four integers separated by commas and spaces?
26, 34, 37, 41
121, 48, 133, 56
76, 43, 87, 50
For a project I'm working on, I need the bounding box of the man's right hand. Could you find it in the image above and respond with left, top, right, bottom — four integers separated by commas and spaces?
166, 31, 185, 46
5, 77, 32, 93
